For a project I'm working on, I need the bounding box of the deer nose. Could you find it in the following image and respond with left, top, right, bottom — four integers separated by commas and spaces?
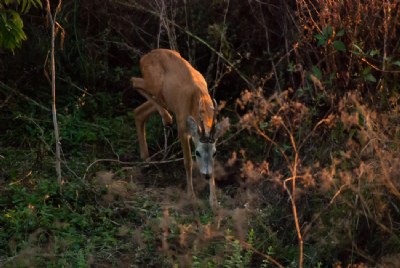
204, 174, 211, 180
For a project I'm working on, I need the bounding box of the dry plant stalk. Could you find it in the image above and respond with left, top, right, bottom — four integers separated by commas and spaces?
238, 88, 307, 267
282, 127, 303, 268
237, 87, 344, 267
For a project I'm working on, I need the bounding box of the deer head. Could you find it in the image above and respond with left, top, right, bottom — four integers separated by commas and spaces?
186, 99, 227, 180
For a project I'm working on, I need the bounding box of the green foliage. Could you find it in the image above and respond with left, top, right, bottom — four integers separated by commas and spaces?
361, 66, 377, 83
223, 240, 247, 268
0, 0, 42, 52
315, 26, 346, 52
0, 172, 131, 266
311, 66, 322, 80
1, 0, 42, 13
190, 229, 257, 268
0, 9, 26, 52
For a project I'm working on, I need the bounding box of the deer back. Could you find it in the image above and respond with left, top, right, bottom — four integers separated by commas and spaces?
139, 49, 213, 131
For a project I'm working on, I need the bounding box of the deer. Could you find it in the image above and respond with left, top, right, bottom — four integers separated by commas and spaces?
131, 49, 228, 209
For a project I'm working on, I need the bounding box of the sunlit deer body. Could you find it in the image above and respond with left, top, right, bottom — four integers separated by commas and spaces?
131, 49, 227, 208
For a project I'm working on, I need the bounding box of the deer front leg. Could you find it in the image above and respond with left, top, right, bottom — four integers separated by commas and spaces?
180, 133, 195, 198
209, 175, 218, 210
134, 101, 157, 160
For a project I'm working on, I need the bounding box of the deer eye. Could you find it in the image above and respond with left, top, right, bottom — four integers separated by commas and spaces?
195, 151, 201, 157
213, 151, 217, 158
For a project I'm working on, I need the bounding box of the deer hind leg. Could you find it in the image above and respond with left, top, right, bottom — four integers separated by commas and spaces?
131, 77, 173, 126
137, 88, 173, 126
131, 77, 145, 89
134, 101, 158, 160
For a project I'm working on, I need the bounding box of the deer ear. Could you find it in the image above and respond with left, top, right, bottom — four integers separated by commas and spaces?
213, 117, 230, 139
186, 116, 198, 137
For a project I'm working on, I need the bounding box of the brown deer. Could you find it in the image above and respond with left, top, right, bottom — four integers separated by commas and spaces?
131, 49, 228, 208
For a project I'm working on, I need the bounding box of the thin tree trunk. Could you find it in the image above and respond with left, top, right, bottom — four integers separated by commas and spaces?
46, 0, 62, 184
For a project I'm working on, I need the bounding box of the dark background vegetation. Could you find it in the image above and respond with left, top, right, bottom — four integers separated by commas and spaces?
1, 0, 400, 267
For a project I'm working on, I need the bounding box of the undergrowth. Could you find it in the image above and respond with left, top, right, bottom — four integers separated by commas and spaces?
1, 0, 400, 267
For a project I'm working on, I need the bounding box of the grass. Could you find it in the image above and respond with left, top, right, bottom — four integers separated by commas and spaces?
0, 104, 281, 267
2, 85, 400, 267
0, 151, 267, 267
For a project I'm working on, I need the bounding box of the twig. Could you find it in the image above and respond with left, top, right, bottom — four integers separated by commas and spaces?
57, 76, 92, 96
361, 57, 400, 73
225, 236, 284, 268
0, 81, 51, 112
184, 29, 255, 90
213, 0, 230, 98
253, 124, 290, 166
281, 121, 303, 268
297, 112, 335, 151
114, 0, 255, 90
302, 184, 348, 238
82, 157, 184, 181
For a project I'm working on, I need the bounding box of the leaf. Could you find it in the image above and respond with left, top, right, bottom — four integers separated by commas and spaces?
0, 10, 26, 52
336, 29, 345, 37
364, 74, 376, 83
314, 33, 324, 41
393, 61, 400, 67
317, 40, 327, 47
32, 0, 42, 8
333, 40, 346, 52
362, 66, 372, 76
312, 66, 322, 80
314, 34, 326, 46
385, 56, 392, 62
10, 10, 24, 28
352, 43, 363, 53
369, 49, 380, 57
323, 26, 333, 38
317, 39, 326, 46
361, 66, 376, 82
21, 0, 28, 13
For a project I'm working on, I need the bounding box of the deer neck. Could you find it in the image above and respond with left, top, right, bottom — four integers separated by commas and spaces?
194, 94, 214, 131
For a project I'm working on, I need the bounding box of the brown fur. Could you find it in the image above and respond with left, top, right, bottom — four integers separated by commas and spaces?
131, 49, 220, 208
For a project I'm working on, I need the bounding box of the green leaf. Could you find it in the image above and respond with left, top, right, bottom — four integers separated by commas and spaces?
21, 0, 29, 13
333, 40, 346, 52
34, 0, 43, 8
314, 33, 324, 41
369, 49, 380, 57
364, 73, 376, 82
323, 26, 333, 38
317, 39, 326, 46
312, 66, 322, 80
393, 61, 400, 67
362, 66, 372, 76
362, 66, 376, 82
20, 0, 40, 13
336, 29, 345, 37
11, 10, 24, 28
315, 34, 326, 46
352, 44, 363, 53
327, 72, 335, 86
0, 10, 26, 53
